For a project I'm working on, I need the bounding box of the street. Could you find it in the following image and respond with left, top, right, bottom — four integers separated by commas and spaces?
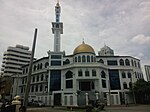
27, 105, 150, 112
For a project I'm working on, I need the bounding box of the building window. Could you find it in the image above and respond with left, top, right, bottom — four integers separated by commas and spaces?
119, 59, 124, 66
37, 75, 39, 82
78, 70, 82, 76
91, 56, 94, 62
51, 55, 61, 59
35, 85, 38, 92
51, 61, 61, 66
78, 56, 81, 62
99, 59, 104, 64
41, 74, 43, 81
85, 70, 89, 76
134, 61, 137, 67
127, 72, 131, 78
125, 59, 130, 66
135, 72, 137, 78
92, 69, 96, 76
129, 82, 132, 88
45, 62, 49, 68
137, 62, 140, 68
101, 71, 106, 78
31, 86, 34, 92
107, 60, 118, 65
40, 63, 42, 69
65, 71, 73, 88
91, 81, 95, 89
87, 55, 90, 62
66, 80, 73, 88
40, 84, 43, 91
66, 71, 73, 79
102, 79, 106, 88
122, 72, 126, 78
37, 64, 40, 70
50, 70, 61, 91
75, 57, 77, 62
32, 76, 35, 82
131, 59, 134, 66
21, 87, 23, 93
123, 82, 128, 89
82, 55, 86, 62
33, 65, 36, 71
63, 59, 70, 65
22, 78, 24, 84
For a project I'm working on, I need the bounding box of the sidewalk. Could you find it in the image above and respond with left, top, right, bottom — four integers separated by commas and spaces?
27, 105, 150, 112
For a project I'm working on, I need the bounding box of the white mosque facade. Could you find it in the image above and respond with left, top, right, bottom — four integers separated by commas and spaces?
13, 1, 143, 106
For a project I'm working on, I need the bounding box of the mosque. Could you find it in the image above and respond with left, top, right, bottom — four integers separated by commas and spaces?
12, 1, 143, 106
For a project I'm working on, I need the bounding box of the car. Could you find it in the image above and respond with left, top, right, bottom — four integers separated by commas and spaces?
31, 101, 45, 107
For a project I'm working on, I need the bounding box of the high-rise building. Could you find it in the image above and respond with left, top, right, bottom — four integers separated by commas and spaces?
144, 65, 150, 81
1, 45, 31, 76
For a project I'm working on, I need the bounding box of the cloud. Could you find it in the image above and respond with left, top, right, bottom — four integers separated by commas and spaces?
0, 0, 150, 67
131, 34, 150, 45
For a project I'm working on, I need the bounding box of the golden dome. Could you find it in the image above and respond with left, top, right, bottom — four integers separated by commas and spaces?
73, 42, 95, 55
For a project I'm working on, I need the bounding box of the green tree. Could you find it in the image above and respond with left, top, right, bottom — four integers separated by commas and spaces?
132, 79, 150, 104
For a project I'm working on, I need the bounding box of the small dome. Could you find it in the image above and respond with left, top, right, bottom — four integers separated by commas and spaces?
73, 42, 95, 55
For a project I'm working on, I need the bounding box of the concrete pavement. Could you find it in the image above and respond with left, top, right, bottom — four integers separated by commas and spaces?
27, 105, 150, 112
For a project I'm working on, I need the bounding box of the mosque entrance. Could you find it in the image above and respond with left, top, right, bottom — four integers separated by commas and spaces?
54, 93, 61, 106
79, 81, 95, 91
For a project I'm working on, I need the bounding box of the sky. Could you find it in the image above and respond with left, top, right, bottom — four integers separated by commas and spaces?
0, 0, 150, 67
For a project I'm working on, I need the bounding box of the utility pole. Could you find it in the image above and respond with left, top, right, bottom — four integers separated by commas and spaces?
23, 28, 38, 111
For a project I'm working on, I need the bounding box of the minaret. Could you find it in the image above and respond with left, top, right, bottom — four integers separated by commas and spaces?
52, 0, 63, 52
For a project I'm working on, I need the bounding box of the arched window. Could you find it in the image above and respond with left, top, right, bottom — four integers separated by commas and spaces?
45, 62, 49, 68
92, 69, 96, 76
65, 71, 73, 88
75, 57, 77, 62
134, 61, 137, 67
32, 76, 35, 82
35, 85, 38, 92
122, 72, 126, 78
137, 62, 140, 68
127, 72, 131, 78
66, 71, 73, 79
129, 82, 132, 88
33, 65, 36, 71
101, 71, 106, 78
41, 74, 43, 81
64, 59, 70, 65
123, 82, 128, 89
37, 64, 40, 70
37, 75, 39, 82
31, 86, 34, 92
131, 59, 134, 66
125, 59, 130, 66
91, 56, 94, 62
78, 56, 81, 62
87, 55, 90, 62
40, 84, 43, 91
82, 55, 86, 62
78, 70, 82, 76
99, 59, 104, 64
119, 59, 124, 66
40, 63, 42, 69
85, 70, 89, 76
